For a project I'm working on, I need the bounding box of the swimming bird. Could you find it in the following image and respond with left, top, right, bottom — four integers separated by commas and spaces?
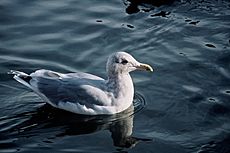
10, 52, 153, 115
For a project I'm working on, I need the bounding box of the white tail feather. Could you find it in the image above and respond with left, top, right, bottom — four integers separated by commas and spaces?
9, 70, 57, 107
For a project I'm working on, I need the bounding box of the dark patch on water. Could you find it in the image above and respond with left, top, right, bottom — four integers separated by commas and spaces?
185, 19, 192, 22
125, 3, 140, 14
124, 0, 175, 14
96, 20, 103, 23
189, 21, 200, 25
179, 52, 186, 56
150, 11, 171, 17
225, 90, 230, 94
122, 23, 135, 29
126, 24, 135, 29
205, 43, 216, 48
208, 97, 216, 102
185, 19, 201, 25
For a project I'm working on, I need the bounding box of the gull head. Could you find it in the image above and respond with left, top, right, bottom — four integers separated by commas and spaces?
106, 52, 153, 76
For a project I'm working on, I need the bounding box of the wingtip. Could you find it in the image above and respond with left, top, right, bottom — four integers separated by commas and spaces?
8, 70, 28, 75
8, 70, 18, 75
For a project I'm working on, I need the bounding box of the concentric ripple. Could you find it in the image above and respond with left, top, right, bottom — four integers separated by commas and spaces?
133, 92, 146, 114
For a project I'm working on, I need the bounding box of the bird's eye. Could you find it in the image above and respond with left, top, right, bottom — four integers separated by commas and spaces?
121, 59, 128, 65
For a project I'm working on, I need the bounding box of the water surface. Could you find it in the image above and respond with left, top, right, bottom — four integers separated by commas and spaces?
0, 0, 230, 152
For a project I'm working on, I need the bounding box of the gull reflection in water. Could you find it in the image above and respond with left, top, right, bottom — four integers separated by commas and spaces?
4, 103, 151, 149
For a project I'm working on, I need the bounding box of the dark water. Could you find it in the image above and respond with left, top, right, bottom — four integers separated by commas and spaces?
0, 0, 230, 152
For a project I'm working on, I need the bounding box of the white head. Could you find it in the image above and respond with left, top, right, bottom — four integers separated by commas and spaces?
106, 52, 153, 76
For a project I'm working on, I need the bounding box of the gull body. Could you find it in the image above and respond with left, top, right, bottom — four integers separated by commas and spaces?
11, 52, 153, 115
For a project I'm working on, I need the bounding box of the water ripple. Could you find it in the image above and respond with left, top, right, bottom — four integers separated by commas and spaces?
1, 0, 230, 152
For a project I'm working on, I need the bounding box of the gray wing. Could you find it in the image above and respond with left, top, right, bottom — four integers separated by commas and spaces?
30, 70, 111, 107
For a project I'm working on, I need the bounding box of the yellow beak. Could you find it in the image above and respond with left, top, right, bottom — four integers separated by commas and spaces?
136, 63, 154, 72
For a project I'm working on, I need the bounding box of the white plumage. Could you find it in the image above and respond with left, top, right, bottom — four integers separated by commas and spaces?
10, 52, 153, 115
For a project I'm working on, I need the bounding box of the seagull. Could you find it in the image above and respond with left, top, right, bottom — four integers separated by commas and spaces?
10, 52, 153, 115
